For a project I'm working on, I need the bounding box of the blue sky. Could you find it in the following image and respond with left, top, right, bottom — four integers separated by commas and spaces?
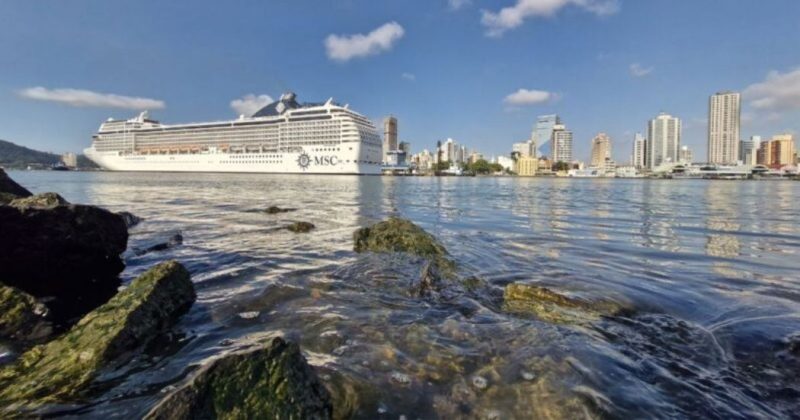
1, 0, 799, 162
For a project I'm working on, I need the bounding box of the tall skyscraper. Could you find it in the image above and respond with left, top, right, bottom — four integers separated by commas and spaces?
382, 116, 398, 163
647, 112, 681, 168
590, 133, 611, 168
551, 124, 573, 164
708, 91, 741, 165
534, 115, 560, 156
632, 133, 646, 168
740, 135, 761, 166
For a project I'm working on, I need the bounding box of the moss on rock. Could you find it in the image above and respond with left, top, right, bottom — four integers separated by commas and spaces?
264, 206, 296, 214
503, 283, 634, 325
353, 217, 454, 272
9, 192, 68, 209
0, 284, 51, 342
0, 261, 195, 409
145, 337, 332, 420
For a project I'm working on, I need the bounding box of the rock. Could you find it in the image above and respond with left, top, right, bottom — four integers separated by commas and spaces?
0, 192, 19, 205
136, 233, 183, 256
0, 168, 32, 199
354, 217, 456, 283
503, 283, 634, 324
118, 211, 142, 228
144, 337, 332, 420
0, 261, 195, 408
9, 192, 68, 209
0, 284, 52, 342
287, 221, 315, 233
264, 206, 296, 214
0, 202, 128, 323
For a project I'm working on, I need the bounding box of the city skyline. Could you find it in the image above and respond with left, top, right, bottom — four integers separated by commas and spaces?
1, 1, 799, 163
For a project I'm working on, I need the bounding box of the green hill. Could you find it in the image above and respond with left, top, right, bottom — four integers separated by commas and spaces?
0, 139, 97, 169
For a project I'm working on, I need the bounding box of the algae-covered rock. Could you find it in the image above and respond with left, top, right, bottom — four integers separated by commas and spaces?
0, 284, 52, 342
264, 206, 296, 214
503, 283, 634, 324
9, 192, 69, 209
0, 261, 195, 408
287, 221, 315, 233
0, 168, 32, 199
145, 337, 332, 420
0, 202, 128, 322
0, 192, 20, 205
354, 217, 454, 272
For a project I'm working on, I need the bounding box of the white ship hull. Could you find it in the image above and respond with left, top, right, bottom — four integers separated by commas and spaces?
84, 147, 381, 175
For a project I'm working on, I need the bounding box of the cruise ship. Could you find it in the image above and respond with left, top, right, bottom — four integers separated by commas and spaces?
84, 92, 383, 174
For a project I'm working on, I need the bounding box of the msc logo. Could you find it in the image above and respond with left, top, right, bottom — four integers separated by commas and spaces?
296, 153, 338, 170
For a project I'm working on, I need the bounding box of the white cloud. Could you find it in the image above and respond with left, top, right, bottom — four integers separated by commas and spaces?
448, 0, 471, 10
18, 86, 165, 110
743, 67, 800, 111
503, 88, 557, 106
325, 22, 405, 62
629, 63, 653, 77
230, 94, 273, 116
401, 72, 416, 81
481, 0, 619, 37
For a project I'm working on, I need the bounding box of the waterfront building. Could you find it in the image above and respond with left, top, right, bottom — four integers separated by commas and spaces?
537, 157, 552, 172
411, 149, 433, 171
399, 141, 410, 155
383, 116, 398, 164
679, 146, 693, 164
551, 124, 573, 164
534, 114, 560, 155
647, 112, 681, 169
468, 151, 484, 164
740, 136, 761, 166
759, 134, 796, 168
707, 91, 741, 165
512, 140, 536, 157
61, 152, 78, 168
632, 133, 646, 168
494, 155, 514, 171
85, 92, 383, 174
590, 133, 611, 168
516, 155, 538, 176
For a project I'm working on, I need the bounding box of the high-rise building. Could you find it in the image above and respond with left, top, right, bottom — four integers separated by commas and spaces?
708, 91, 741, 165
632, 133, 646, 168
534, 114, 560, 156
399, 141, 410, 155
512, 140, 536, 157
740, 136, 761, 166
647, 112, 681, 169
382, 116, 398, 163
679, 146, 693, 164
551, 124, 573, 164
61, 152, 78, 168
590, 133, 611, 168
759, 134, 796, 168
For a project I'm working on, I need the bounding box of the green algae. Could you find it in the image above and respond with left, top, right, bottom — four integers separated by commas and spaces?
9, 192, 68, 209
353, 217, 455, 275
145, 337, 332, 420
287, 221, 315, 233
0, 283, 50, 341
0, 260, 195, 410
503, 283, 634, 325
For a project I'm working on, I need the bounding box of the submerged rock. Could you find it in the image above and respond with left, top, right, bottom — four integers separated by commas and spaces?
9, 192, 69, 209
0, 284, 52, 342
144, 337, 332, 420
264, 205, 296, 214
135, 233, 184, 256
354, 217, 455, 273
0, 168, 32, 199
0, 261, 195, 408
287, 221, 315, 233
0, 201, 128, 323
118, 211, 143, 228
503, 283, 634, 324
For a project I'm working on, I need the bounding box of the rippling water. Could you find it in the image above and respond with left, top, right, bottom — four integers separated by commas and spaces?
7, 171, 800, 419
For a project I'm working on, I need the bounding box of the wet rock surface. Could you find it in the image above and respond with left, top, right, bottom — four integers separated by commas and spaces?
0, 261, 195, 411
0, 200, 128, 323
145, 337, 332, 420
118, 211, 143, 228
263, 205, 296, 214
134, 233, 184, 256
9, 192, 69, 209
503, 283, 635, 324
287, 221, 315, 233
0, 168, 32, 199
0, 283, 52, 342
